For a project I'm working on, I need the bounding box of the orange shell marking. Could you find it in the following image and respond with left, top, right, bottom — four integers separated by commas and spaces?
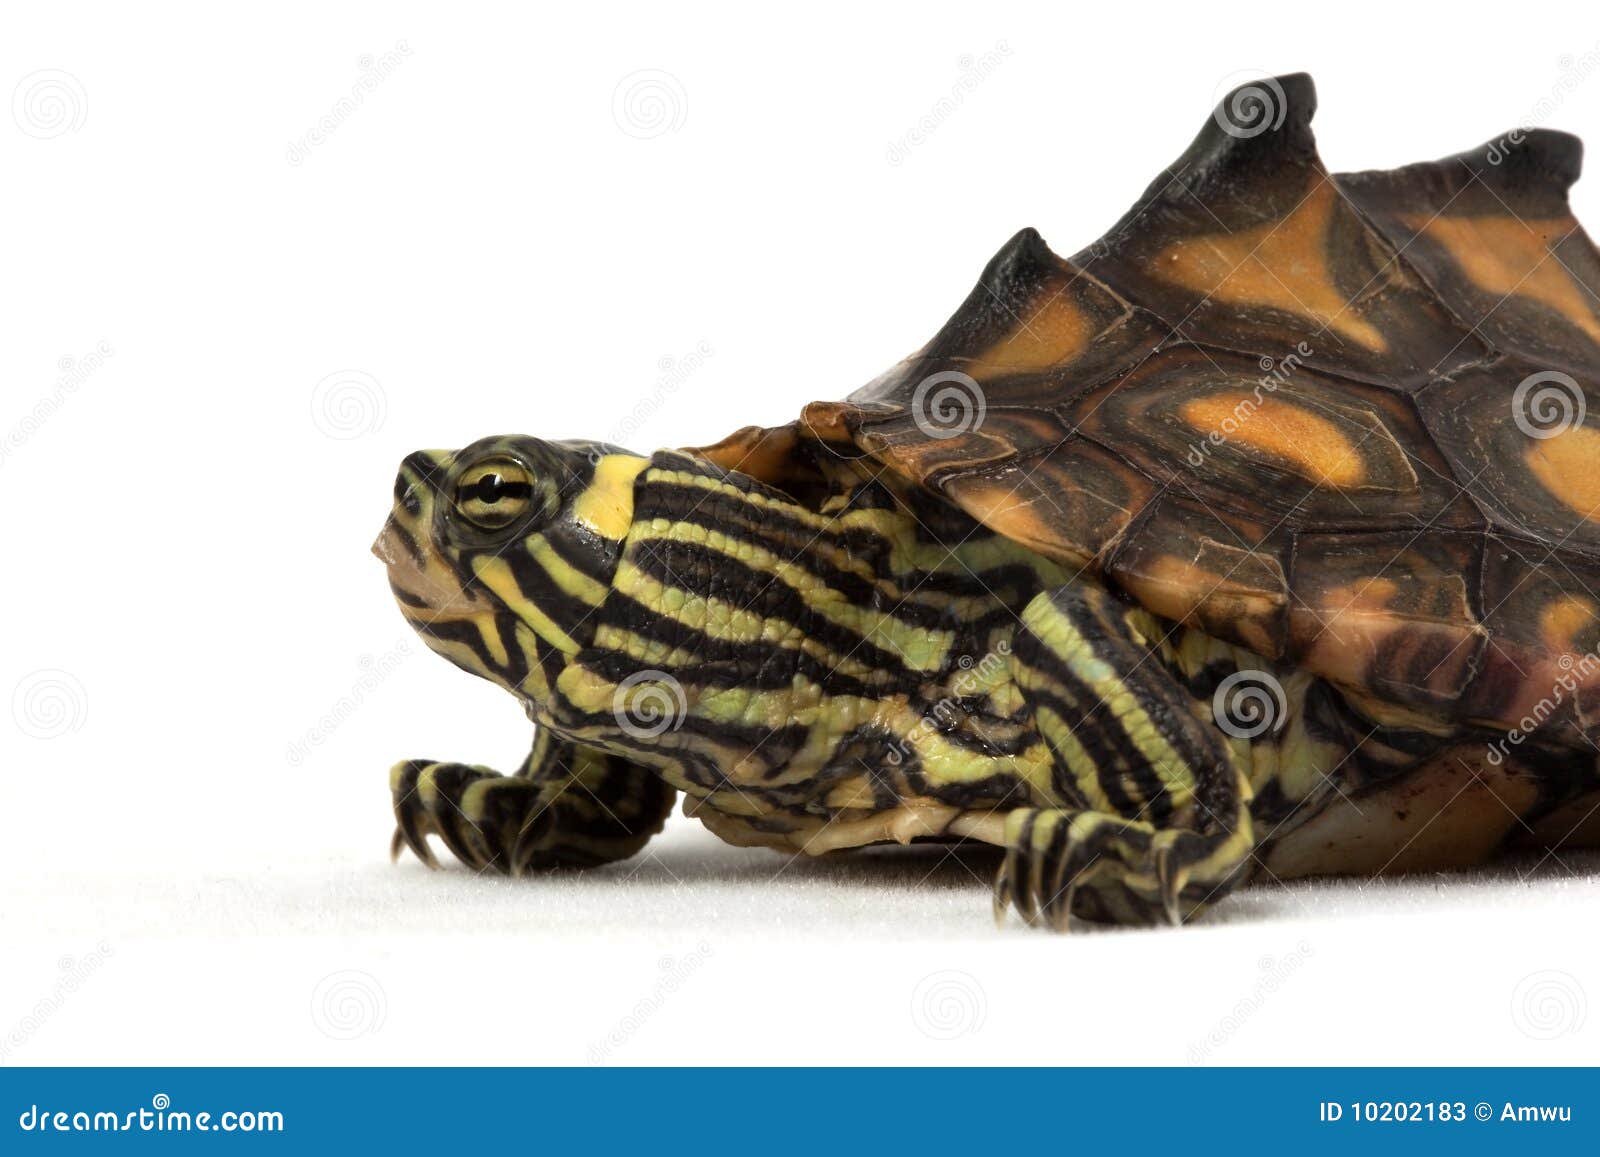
1152, 182, 1387, 352
1180, 391, 1367, 488
1538, 594, 1599, 655
1526, 424, 1600, 521
1404, 214, 1600, 347
964, 290, 1098, 378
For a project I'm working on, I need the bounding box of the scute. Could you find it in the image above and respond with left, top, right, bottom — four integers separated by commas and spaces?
1288, 531, 1486, 712
850, 406, 1075, 489
1418, 364, 1600, 553
1065, 345, 1480, 528
688, 73, 1600, 747
1059, 74, 1492, 387
1339, 130, 1600, 374
1471, 543, 1600, 747
1107, 494, 1289, 659
940, 437, 1157, 571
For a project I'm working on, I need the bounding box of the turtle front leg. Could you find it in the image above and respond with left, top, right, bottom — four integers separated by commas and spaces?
1000, 584, 1256, 929
390, 729, 675, 874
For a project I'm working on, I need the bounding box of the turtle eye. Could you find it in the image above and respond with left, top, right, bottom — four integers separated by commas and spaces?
453, 458, 537, 530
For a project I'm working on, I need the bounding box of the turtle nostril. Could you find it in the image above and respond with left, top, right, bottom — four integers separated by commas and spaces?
394, 476, 422, 517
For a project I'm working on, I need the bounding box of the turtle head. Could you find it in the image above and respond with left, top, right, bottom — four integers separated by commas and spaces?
373, 435, 647, 698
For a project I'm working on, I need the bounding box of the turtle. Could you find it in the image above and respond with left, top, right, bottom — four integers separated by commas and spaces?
371, 72, 1600, 929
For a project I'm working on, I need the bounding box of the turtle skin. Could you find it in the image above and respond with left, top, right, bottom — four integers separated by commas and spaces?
696, 72, 1600, 756
380, 73, 1600, 930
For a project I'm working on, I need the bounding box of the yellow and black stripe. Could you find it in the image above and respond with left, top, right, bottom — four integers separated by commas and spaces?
542, 450, 1067, 818
381, 436, 1267, 921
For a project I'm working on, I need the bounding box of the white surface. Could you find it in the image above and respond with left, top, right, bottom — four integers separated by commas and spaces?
5, 829, 1599, 1065
3, 0, 1599, 1066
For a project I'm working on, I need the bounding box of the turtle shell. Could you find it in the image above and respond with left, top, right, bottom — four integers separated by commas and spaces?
693, 73, 1600, 749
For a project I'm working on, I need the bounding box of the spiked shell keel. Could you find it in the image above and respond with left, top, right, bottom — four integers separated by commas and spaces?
378, 74, 1600, 929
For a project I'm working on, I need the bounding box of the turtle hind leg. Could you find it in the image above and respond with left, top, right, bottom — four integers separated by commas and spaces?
389, 732, 676, 875
1000, 584, 1256, 929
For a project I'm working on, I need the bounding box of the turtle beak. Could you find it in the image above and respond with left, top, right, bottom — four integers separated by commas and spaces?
375, 451, 486, 615
371, 520, 401, 565
373, 516, 443, 608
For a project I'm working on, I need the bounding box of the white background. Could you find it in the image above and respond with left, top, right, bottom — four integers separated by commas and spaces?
3, 1, 1598, 1066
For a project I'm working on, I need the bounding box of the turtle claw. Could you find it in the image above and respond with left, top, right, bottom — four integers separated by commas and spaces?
389, 758, 574, 876
386, 741, 674, 879
1048, 885, 1078, 934
390, 824, 438, 869
991, 853, 1015, 928
1155, 841, 1184, 927
390, 760, 442, 868
388, 759, 504, 873
993, 808, 1196, 931
993, 810, 1100, 930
